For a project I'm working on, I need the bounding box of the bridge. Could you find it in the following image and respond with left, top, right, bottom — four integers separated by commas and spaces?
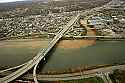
0, 14, 80, 83
0, 0, 120, 82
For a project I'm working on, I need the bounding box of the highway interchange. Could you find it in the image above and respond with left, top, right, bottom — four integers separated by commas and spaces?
0, 12, 80, 83
0, 0, 124, 83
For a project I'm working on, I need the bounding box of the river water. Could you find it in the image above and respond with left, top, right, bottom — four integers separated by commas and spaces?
41, 40, 125, 72
0, 39, 125, 73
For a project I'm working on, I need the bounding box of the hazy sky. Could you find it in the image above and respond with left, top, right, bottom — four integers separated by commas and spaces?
0, 0, 25, 3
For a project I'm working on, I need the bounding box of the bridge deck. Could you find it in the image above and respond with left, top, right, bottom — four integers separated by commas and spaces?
0, 14, 80, 83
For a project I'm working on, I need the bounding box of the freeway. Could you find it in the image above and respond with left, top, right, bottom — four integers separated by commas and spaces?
0, 0, 119, 82
32, 1, 116, 82
0, 63, 26, 73
33, 13, 81, 83
0, 14, 80, 83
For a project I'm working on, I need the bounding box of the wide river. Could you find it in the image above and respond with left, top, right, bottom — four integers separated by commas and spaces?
0, 39, 125, 73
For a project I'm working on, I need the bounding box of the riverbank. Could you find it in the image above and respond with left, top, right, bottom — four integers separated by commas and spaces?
1, 39, 125, 70
55, 19, 97, 49
0, 40, 125, 76
23, 64, 125, 81
40, 64, 112, 75
0, 39, 49, 49
0, 38, 96, 70
56, 39, 96, 49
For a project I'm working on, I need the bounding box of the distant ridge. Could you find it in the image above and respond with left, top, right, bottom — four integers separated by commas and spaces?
0, 0, 112, 13
0, 1, 33, 11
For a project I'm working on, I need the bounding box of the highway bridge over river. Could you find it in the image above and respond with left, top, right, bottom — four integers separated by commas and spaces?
0, 0, 120, 82
0, 13, 80, 83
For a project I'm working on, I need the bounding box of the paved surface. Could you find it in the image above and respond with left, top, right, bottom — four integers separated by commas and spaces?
0, 0, 119, 83
0, 14, 80, 83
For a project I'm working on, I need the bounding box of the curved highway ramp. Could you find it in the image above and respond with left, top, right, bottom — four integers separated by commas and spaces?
0, 14, 80, 83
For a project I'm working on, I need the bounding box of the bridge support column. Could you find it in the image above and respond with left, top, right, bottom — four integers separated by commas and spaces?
96, 72, 111, 83
104, 73, 113, 83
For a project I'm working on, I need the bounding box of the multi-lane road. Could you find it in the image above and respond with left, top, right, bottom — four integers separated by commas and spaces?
0, 13, 80, 83
0, 0, 120, 83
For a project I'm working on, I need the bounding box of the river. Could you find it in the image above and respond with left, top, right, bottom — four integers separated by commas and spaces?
0, 39, 125, 73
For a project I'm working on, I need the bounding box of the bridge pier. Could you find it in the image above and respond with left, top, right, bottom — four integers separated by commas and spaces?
96, 72, 113, 83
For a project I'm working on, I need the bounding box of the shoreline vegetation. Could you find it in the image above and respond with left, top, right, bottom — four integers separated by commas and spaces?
0, 21, 124, 74
0, 38, 96, 49
40, 64, 112, 75
0, 39, 125, 75
0, 38, 96, 71
0, 64, 112, 76
0, 19, 124, 75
